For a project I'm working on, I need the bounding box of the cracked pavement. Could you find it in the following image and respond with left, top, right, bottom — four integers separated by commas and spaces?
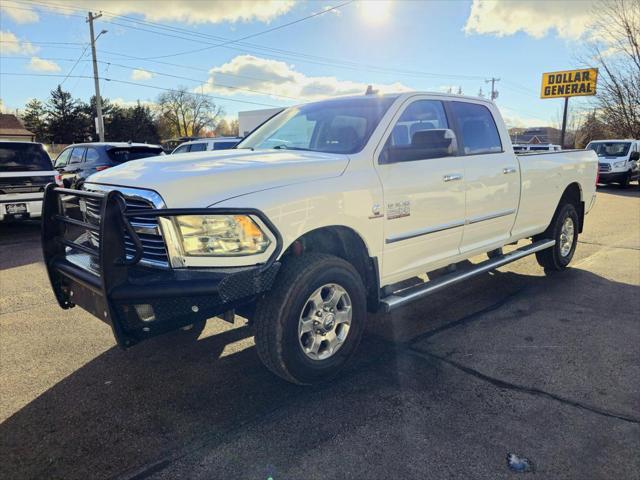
1, 185, 639, 479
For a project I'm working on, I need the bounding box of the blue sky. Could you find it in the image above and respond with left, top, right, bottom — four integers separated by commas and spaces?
0, 0, 599, 128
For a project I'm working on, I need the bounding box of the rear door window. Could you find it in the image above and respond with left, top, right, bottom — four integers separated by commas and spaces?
0, 143, 53, 172
84, 148, 101, 163
69, 147, 86, 164
188, 142, 207, 152
450, 102, 503, 155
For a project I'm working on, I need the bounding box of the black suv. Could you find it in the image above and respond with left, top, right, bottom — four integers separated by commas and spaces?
54, 142, 164, 189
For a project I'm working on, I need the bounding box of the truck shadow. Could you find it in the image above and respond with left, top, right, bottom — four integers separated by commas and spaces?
596, 183, 640, 198
0, 221, 43, 270
1, 267, 638, 480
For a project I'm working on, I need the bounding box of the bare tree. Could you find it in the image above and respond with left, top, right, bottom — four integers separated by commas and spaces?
157, 87, 224, 137
584, 0, 640, 138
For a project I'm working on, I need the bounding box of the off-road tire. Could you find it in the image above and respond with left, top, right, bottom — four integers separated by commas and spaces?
534, 202, 579, 272
254, 253, 367, 385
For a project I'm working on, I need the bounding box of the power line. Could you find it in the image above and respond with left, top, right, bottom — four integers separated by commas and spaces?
144, 0, 355, 60
0, 72, 283, 107
59, 44, 91, 86
1, 55, 306, 100
6, 0, 487, 82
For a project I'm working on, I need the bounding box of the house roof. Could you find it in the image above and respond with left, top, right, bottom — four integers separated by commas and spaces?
0, 113, 34, 137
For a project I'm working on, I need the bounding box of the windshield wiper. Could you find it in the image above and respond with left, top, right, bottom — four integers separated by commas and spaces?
273, 145, 313, 151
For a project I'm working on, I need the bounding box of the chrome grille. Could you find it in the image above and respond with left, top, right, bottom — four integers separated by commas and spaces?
598, 162, 611, 172
84, 191, 169, 268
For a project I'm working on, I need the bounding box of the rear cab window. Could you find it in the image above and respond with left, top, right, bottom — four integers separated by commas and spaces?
450, 102, 502, 155
0, 142, 53, 172
107, 146, 164, 164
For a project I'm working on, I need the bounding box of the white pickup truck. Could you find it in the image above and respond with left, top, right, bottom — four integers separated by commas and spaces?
42, 92, 597, 384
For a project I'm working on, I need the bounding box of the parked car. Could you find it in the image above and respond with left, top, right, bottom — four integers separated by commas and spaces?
53, 142, 164, 189
171, 137, 242, 154
161, 137, 201, 154
0, 141, 58, 222
586, 139, 640, 187
42, 92, 597, 384
512, 143, 561, 153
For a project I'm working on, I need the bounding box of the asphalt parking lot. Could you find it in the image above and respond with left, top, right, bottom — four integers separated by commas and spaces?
1, 185, 639, 480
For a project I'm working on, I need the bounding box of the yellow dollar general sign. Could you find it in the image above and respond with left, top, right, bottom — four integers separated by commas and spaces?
540, 68, 598, 99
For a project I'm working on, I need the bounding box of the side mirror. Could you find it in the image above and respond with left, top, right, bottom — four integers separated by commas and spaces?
381, 129, 457, 164
629, 151, 639, 161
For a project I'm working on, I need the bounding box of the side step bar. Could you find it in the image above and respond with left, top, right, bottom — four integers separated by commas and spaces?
380, 239, 555, 313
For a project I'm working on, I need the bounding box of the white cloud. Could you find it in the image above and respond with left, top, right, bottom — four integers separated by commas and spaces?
131, 69, 154, 81
11, 0, 295, 25
202, 55, 412, 101
0, 4, 39, 23
0, 30, 38, 55
464, 0, 596, 40
28, 56, 61, 72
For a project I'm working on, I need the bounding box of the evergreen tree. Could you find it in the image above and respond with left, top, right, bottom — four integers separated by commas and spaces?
45, 85, 88, 144
21, 99, 49, 142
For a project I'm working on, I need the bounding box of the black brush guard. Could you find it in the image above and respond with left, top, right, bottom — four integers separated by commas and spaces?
41, 184, 281, 347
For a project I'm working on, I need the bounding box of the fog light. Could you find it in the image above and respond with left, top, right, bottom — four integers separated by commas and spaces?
134, 304, 155, 322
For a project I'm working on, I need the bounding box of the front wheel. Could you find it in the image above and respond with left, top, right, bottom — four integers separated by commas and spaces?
535, 203, 579, 272
254, 253, 367, 385
619, 172, 631, 188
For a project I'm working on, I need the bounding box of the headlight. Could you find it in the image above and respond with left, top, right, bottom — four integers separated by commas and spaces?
174, 214, 271, 256
613, 161, 625, 168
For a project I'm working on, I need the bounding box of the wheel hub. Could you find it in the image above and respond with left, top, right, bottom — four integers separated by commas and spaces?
559, 216, 575, 257
298, 283, 352, 361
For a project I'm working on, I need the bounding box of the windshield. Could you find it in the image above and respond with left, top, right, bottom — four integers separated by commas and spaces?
587, 142, 631, 157
107, 147, 165, 163
237, 96, 398, 154
0, 142, 52, 172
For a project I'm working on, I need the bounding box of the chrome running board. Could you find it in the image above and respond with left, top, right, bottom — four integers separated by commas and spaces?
380, 239, 555, 313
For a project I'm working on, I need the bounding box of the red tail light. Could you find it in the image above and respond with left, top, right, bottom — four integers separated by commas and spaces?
95, 165, 110, 172
54, 174, 63, 186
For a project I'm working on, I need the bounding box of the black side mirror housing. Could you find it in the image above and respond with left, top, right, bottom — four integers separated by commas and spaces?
629, 151, 639, 161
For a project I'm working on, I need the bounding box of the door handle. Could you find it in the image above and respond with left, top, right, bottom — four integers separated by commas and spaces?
502, 167, 517, 174
443, 173, 463, 182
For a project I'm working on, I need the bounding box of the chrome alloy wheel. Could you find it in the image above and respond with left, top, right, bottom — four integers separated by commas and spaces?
298, 283, 352, 361
559, 216, 575, 257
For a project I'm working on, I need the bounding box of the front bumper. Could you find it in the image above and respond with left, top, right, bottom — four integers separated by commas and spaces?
598, 171, 629, 183
41, 185, 281, 347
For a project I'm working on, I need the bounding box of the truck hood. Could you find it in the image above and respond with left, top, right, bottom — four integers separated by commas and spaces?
87, 149, 349, 207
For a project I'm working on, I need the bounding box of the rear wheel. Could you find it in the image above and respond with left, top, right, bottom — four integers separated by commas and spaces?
254, 253, 367, 385
535, 203, 579, 272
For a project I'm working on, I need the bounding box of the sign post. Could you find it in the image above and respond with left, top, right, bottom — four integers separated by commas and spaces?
540, 68, 598, 148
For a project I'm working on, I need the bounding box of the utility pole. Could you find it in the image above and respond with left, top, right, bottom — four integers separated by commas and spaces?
485, 77, 500, 101
559, 97, 569, 148
87, 11, 104, 142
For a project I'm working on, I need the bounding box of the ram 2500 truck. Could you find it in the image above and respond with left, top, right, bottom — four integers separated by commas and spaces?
42, 93, 597, 384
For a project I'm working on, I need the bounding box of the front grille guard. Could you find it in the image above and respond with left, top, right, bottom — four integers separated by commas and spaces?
41, 184, 283, 346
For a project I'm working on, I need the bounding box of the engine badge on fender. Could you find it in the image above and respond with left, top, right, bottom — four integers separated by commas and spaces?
387, 200, 410, 219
